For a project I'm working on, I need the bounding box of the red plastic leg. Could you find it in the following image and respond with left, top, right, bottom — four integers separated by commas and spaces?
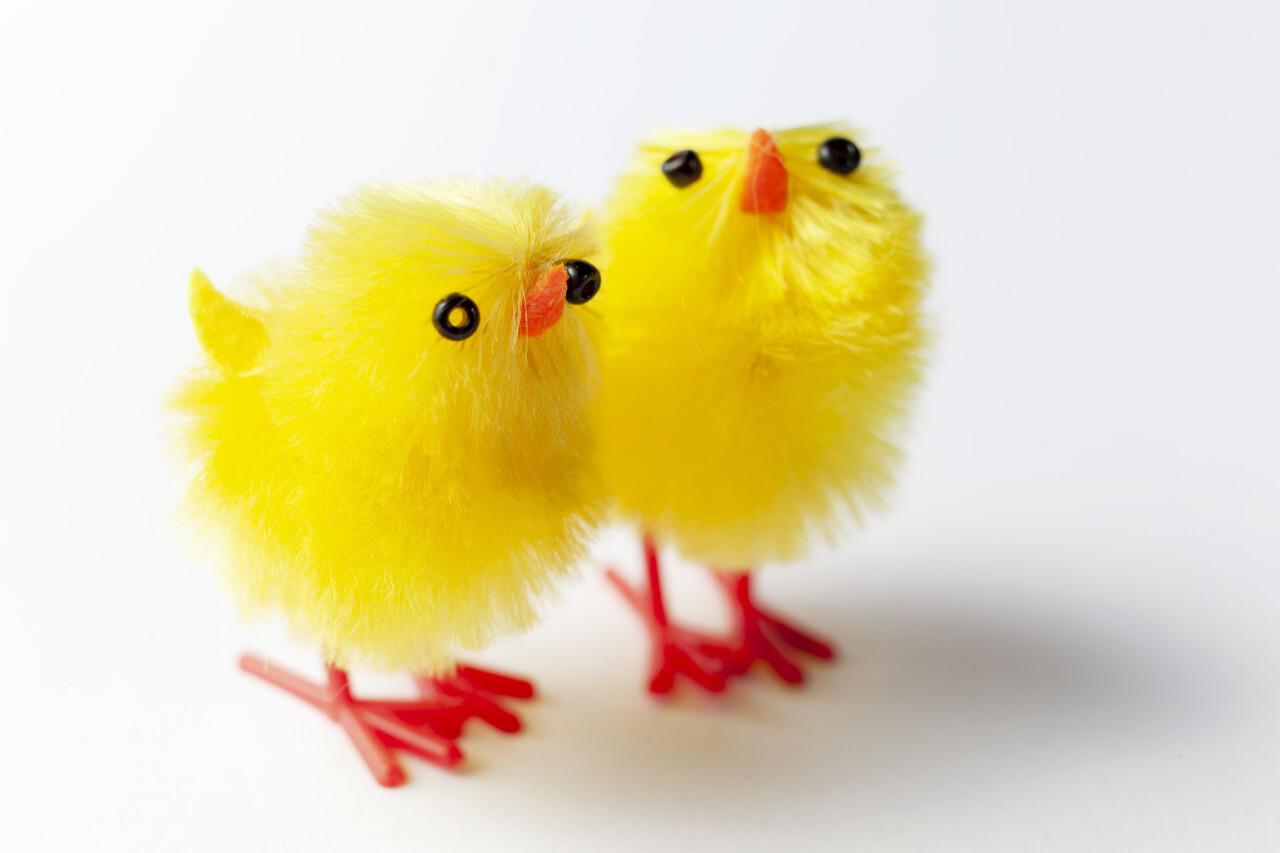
605, 533, 729, 695
239, 655, 464, 787
706, 572, 836, 685
412, 663, 537, 738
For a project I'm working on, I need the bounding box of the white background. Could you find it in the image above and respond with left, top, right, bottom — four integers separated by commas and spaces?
2, 1, 1278, 850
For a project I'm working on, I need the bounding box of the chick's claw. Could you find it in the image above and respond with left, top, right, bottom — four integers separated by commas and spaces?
708, 571, 836, 686
647, 625, 730, 694
605, 567, 728, 695
453, 665, 537, 699
413, 664, 537, 737
239, 655, 463, 788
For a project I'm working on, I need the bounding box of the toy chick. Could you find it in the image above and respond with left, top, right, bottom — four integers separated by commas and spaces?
597, 125, 928, 693
171, 179, 604, 785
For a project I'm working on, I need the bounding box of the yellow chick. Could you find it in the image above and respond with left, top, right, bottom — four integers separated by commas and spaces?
598, 125, 927, 693
170, 178, 605, 785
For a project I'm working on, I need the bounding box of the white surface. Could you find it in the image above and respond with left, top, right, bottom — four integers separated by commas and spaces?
2, 1, 1278, 850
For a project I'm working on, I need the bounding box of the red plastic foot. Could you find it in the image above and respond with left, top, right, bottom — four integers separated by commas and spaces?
707, 572, 836, 685
605, 567, 729, 694
412, 664, 537, 738
240, 655, 463, 787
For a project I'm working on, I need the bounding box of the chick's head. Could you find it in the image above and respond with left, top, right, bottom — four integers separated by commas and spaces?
603, 124, 926, 356
264, 179, 602, 493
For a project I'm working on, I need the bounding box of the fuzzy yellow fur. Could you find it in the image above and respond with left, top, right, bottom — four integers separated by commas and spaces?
597, 124, 928, 568
170, 179, 605, 675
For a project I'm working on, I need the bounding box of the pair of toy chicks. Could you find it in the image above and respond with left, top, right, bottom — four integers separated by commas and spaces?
171, 123, 928, 787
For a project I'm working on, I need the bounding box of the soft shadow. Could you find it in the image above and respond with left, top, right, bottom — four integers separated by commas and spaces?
516, 580, 1221, 818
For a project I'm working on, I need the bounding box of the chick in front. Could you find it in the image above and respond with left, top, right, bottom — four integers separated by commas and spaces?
171, 179, 604, 785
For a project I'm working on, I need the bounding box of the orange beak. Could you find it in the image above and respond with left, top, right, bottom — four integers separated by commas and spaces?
519, 264, 567, 337
740, 128, 788, 215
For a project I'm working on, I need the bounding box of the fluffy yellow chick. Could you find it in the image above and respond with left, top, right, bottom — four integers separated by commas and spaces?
598, 125, 927, 693
171, 178, 605, 785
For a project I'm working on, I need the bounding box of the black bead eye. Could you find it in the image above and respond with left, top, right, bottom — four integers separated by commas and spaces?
563, 259, 601, 304
818, 137, 861, 175
662, 150, 703, 188
432, 293, 480, 340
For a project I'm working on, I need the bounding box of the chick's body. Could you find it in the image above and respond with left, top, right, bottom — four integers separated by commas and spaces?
173, 179, 604, 677
600, 125, 928, 568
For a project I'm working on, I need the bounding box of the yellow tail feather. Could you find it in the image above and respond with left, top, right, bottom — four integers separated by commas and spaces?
188, 268, 267, 373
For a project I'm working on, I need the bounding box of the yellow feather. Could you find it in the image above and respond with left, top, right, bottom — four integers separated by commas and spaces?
597, 124, 929, 568
170, 178, 605, 675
